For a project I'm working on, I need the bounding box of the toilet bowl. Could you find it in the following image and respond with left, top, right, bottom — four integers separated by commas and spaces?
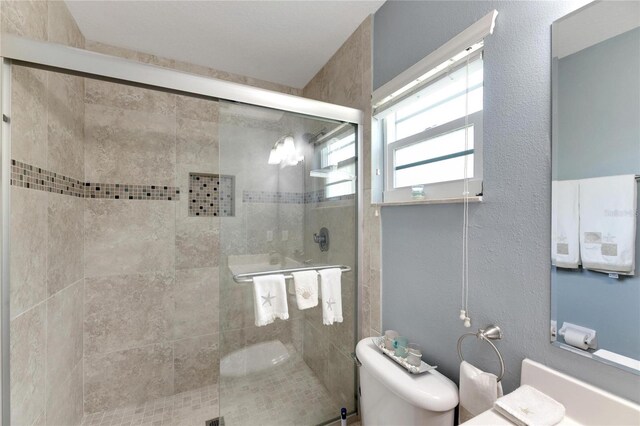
356, 338, 459, 426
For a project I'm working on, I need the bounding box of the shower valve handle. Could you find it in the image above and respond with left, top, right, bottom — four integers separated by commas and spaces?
313, 227, 329, 252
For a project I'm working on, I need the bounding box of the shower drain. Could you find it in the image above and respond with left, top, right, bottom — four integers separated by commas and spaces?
205, 417, 224, 426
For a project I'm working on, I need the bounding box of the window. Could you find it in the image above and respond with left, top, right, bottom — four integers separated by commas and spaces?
371, 10, 497, 203
312, 128, 356, 199
385, 55, 483, 190
377, 53, 483, 202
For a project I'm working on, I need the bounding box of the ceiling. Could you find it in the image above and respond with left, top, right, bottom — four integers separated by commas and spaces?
65, 0, 385, 88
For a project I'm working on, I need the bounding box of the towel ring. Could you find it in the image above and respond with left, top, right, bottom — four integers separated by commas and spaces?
457, 324, 505, 382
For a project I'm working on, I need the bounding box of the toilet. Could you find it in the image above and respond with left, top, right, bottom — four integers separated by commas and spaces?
356, 338, 459, 426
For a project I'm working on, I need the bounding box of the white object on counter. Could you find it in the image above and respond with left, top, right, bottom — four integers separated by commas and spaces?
494, 384, 565, 426
373, 337, 437, 374
461, 359, 640, 426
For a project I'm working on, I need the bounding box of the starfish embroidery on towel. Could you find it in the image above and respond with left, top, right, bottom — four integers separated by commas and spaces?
326, 298, 336, 311
261, 292, 275, 307
519, 407, 532, 415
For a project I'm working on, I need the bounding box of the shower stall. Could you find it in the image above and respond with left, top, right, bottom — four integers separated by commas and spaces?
0, 35, 360, 426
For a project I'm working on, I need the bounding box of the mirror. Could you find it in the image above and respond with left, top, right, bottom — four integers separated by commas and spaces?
551, 1, 640, 374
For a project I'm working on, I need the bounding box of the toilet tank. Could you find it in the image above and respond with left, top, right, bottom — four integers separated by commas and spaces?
356, 338, 459, 426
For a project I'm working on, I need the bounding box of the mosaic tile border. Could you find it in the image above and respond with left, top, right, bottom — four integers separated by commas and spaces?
243, 190, 305, 204
11, 160, 84, 197
11, 160, 355, 204
305, 189, 356, 203
11, 160, 180, 201
243, 189, 355, 205
85, 183, 179, 200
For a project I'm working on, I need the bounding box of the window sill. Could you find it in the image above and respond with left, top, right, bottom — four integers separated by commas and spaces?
375, 195, 483, 207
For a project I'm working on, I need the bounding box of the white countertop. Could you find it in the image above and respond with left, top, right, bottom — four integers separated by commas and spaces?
462, 408, 581, 426
461, 359, 640, 426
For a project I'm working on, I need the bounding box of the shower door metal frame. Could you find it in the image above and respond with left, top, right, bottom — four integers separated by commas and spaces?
0, 34, 364, 426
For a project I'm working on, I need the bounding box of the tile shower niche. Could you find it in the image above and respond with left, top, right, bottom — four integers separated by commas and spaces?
189, 173, 235, 217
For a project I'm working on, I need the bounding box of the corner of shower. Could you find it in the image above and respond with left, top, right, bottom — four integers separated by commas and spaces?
217, 101, 359, 425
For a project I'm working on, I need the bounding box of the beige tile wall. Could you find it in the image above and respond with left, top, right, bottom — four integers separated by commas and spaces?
303, 16, 381, 342
2, 1, 86, 425
300, 15, 381, 409
81, 81, 222, 413
76, 54, 305, 414
300, 200, 358, 411
84, 41, 302, 97
79, 29, 312, 417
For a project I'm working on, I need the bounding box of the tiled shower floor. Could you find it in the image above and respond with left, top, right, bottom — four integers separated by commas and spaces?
220, 343, 343, 425
80, 385, 219, 426
80, 344, 342, 426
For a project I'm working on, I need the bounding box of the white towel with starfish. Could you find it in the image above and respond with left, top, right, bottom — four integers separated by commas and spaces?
252, 274, 289, 327
551, 180, 580, 269
291, 270, 319, 310
579, 175, 637, 274
319, 268, 343, 325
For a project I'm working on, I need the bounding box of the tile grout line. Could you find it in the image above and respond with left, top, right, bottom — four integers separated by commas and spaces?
173, 99, 178, 398
171, 101, 177, 405
84, 325, 221, 361
82, 100, 87, 418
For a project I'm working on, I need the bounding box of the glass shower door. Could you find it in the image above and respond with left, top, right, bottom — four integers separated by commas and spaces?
217, 100, 358, 425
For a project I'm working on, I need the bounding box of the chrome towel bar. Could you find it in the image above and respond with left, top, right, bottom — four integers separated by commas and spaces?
232, 264, 351, 283
457, 324, 505, 382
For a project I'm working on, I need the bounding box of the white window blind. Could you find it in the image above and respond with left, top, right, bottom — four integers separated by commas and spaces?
318, 131, 356, 199
372, 10, 497, 204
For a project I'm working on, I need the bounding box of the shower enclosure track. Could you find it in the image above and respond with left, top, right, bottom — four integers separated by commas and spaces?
233, 265, 351, 283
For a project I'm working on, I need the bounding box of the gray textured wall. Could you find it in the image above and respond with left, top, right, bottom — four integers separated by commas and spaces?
553, 27, 640, 360
374, 1, 640, 402
556, 27, 640, 181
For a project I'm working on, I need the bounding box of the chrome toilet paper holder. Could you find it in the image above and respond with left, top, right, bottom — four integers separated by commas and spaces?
559, 322, 597, 350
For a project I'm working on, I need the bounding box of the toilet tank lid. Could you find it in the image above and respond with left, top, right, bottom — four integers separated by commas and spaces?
356, 338, 459, 412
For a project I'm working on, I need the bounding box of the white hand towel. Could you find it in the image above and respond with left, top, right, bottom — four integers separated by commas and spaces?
252, 274, 289, 327
552, 180, 580, 268
494, 384, 565, 426
579, 175, 637, 274
459, 361, 503, 423
291, 270, 319, 310
318, 268, 343, 325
